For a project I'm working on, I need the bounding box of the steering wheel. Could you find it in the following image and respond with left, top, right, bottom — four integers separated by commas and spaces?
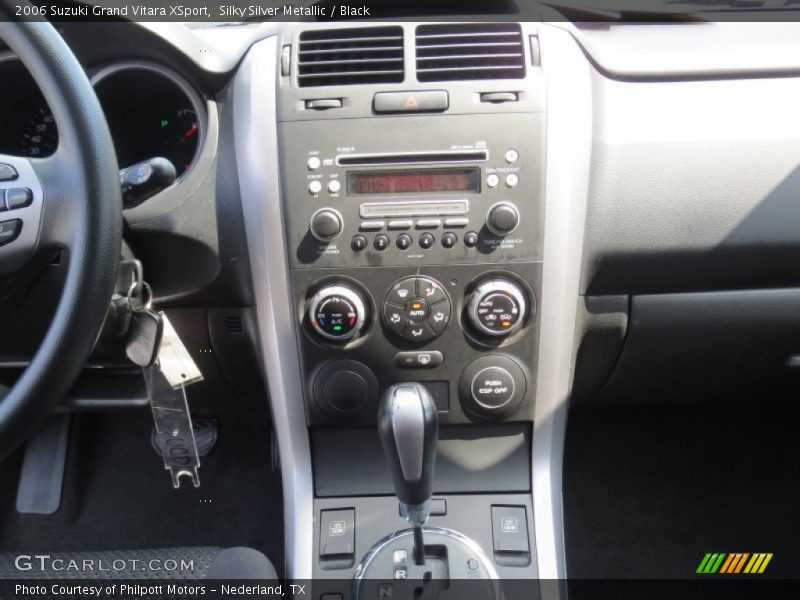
0, 14, 122, 458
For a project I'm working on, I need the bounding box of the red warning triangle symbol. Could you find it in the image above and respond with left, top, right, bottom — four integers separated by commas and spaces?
403, 96, 419, 109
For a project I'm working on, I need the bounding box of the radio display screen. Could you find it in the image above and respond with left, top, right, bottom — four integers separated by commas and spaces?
347, 168, 480, 195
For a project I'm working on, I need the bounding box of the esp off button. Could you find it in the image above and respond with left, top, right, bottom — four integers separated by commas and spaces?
471, 367, 515, 409
459, 355, 526, 420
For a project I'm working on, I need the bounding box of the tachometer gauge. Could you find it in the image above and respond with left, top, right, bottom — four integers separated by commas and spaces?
161, 107, 200, 174
18, 105, 58, 158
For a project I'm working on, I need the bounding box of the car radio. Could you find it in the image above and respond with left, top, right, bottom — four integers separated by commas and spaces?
278, 113, 545, 269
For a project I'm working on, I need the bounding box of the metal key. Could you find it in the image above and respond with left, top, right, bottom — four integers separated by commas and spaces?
125, 308, 164, 367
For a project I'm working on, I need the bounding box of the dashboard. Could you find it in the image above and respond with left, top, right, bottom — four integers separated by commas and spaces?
2, 13, 800, 588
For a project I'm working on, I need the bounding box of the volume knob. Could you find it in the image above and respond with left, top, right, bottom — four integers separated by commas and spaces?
310, 208, 344, 242
486, 202, 520, 236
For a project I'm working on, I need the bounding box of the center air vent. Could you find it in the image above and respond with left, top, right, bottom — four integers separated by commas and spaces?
298, 27, 405, 87
416, 23, 526, 82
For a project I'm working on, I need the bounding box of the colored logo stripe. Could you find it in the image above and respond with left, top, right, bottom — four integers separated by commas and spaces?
697, 552, 773, 574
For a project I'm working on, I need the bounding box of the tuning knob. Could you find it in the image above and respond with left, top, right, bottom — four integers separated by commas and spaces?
310, 208, 344, 242
486, 202, 520, 236
308, 284, 367, 342
467, 279, 528, 338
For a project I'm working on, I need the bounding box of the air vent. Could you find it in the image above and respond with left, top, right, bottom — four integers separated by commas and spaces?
225, 316, 244, 334
416, 23, 525, 82
298, 27, 404, 87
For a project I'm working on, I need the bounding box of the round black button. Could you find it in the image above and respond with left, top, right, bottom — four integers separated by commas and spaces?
441, 232, 457, 248
404, 298, 430, 323
486, 203, 520, 236
396, 233, 412, 250
374, 234, 389, 251
464, 231, 479, 248
419, 233, 435, 249
351, 235, 367, 251
470, 367, 515, 409
310, 208, 343, 241
324, 370, 368, 412
312, 359, 379, 418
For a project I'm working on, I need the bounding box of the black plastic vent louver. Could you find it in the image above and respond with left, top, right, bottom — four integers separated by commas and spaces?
297, 27, 404, 87
416, 23, 525, 82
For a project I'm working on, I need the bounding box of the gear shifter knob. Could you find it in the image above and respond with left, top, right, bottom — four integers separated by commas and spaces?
378, 383, 439, 525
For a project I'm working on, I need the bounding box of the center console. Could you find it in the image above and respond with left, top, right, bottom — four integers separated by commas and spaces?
233, 18, 574, 594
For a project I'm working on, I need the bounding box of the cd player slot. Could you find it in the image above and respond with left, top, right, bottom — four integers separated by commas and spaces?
359, 199, 469, 219
336, 150, 488, 167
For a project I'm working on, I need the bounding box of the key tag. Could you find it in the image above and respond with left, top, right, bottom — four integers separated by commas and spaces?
131, 283, 205, 488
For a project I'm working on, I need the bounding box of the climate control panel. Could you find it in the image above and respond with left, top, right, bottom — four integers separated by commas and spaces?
382, 276, 451, 343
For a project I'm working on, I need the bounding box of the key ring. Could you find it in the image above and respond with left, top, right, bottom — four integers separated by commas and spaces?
126, 280, 153, 310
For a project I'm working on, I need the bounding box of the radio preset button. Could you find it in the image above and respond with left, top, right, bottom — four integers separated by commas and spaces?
504, 149, 519, 164
307, 156, 321, 171
374, 234, 390, 251
444, 217, 469, 228
505, 173, 519, 188
396, 233, 412, 250
415, 219, 441, 229
351, 235, 367, 252
308, 180, 323, 194
360, 220, 385, 231
464, 231, 480, 247
486, 173, 500, 188
328, 179, 342, 194
441, 232, 457, 248
388, 220, 413, 230
419, 233, 435, 249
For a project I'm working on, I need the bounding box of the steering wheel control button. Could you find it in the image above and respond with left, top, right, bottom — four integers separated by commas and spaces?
373, 234, 390, 251
351, 235, 367, 252
0, 164, 18, 182
486, 202, 520, 236
418, 232, 435, 249
308, 284, 367, 342
6, 188, 32, 210
464, 231, 480, 247
0, 220, 22, 247
396, 233, 412, 250
459, 355, 527, 419
467, 279, 529, 338
471, 367, 515, 409
309, 208, 344, 242
383, 277, 451, 342
441, 232, 457, 248
394, 351, 444, 369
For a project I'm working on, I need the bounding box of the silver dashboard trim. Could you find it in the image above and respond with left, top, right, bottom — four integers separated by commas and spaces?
234, 36, 313, 579
532, 24, 593, 593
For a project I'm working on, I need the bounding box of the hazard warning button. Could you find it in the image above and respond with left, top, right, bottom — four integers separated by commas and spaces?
373, 90, 449, 114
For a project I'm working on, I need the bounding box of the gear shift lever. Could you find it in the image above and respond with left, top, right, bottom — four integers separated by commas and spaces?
378, 383, 438, 566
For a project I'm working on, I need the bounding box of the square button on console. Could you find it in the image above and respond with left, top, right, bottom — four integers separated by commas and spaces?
320, 508, 355, 558
491, 505, 529, 554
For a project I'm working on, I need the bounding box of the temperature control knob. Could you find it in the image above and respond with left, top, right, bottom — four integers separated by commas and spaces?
467, 279, 528, 337
309, 208, 344, 242
308, 284, 367, 342
486, 202, 520, 236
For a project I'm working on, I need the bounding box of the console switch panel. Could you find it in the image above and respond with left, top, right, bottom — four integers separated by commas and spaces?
491, 505, 530, 554
320, 508, 356, 560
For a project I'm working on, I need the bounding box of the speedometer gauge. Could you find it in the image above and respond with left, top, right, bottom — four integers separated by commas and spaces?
20, 105, 58, 157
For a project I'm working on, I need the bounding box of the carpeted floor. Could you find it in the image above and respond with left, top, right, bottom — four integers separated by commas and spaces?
564, 400, 800, 581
